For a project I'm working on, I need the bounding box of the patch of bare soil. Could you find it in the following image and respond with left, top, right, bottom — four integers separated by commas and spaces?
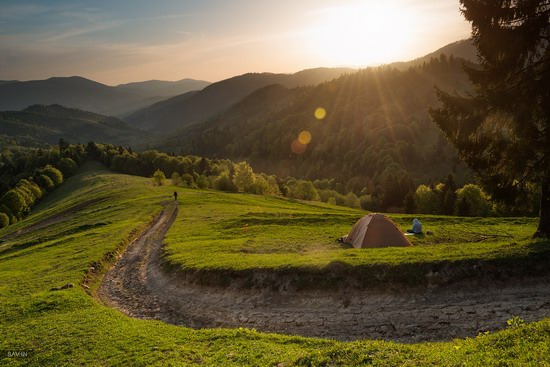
1, 197, 107, 241
98, 205, 550, 342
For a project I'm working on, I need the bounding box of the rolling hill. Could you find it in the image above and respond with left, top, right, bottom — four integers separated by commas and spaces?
0, 163, 549, 365
125, 68, 355, 132
0, 104, 151, 146
0, 76, 210, 117
115, 78, 211, 97
160, 55, 474, 187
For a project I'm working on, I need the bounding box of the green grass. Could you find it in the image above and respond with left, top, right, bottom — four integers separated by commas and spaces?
163, 191, 547, 289
1, 162, 549, 366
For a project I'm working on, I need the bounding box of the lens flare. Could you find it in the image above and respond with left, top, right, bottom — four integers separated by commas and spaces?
314, 107, 326, 120
291, 139, 307, 154
298, 131, 312, 145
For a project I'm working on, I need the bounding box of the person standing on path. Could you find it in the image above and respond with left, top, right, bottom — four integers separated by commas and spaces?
173, 191, 178, 202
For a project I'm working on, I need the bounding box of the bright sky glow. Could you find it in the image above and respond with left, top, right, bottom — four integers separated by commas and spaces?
0, 0, 471, 85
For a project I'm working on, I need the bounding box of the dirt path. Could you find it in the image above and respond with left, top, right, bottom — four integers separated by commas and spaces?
98, 204, 550, 342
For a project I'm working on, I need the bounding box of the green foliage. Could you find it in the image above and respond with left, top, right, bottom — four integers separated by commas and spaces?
431, 0, 550, 236
0, 189, 26, 218
286, 180, 320, 201
233, 161, 255, 193
37, 174, 55, 191
196, 175, 209, 189
0, 212, 9, 228
0, 204, 16, 224
455, 184, 493, 217
152, 169, 166, 186
1, 165, 549, 366
414, 185, 441, 214
213, 172, 237, 192
171, 172, 182, 186
56, 157, 78, 177
507, 316, 525, 329
40, 165, 64, 187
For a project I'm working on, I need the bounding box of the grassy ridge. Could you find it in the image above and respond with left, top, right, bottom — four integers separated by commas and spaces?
163, 192, 547, 289
1, 163, 549, 366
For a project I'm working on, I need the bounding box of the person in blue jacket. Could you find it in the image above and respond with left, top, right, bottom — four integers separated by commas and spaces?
407, 218, 423, 234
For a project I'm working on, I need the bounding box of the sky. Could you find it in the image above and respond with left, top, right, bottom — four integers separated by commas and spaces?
0, 0, 471, 85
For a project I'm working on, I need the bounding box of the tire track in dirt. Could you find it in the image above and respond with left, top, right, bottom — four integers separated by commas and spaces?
98, 204, 550, 342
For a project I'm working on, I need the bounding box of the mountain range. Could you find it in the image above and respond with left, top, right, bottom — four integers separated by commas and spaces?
125, 68, 355, 132
0, 77, 211, 117
1, 39, 477, 187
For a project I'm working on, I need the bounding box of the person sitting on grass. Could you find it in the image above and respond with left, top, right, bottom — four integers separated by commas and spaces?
407, 218, 423, 234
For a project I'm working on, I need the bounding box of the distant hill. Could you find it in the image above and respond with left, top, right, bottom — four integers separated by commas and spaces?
126, 68, 355, 132
390, 39, 477, 70
0, 104, 152, 146
116, 78, 211, 97
0, 76, 209, 117
160, 57, 474, 187
0, 76, 166, 116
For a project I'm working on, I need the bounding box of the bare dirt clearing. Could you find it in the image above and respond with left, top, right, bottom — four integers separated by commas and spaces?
98, 204, 550, 342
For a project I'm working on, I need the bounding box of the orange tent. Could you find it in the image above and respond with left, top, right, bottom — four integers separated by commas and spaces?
344, 213, 412, 248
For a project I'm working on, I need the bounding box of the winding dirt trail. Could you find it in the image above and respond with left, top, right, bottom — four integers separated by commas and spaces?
98, 204, 550, 342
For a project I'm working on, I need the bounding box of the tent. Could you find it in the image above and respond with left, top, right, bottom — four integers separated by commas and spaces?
343, 213, 412, 248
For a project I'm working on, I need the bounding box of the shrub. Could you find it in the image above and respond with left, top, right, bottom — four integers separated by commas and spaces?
40, 165, 64, 186
414, 185, 440, 214
0, 205, 16, 224
233, 162, 255, 193
181, 173, 194, 188
171, 172, 182, 186
455, 184, 493, 216
213, 172, 237, 192
287, 180, 320, 201
0, 212, 9, 228
37, 174, 55, 191
56, 157, 78, 177
196, 175, 209, 189
0, 190, 26, 218
152, 169, 166, 186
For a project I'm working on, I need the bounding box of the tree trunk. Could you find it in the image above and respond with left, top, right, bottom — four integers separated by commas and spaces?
534, 178, 550, 238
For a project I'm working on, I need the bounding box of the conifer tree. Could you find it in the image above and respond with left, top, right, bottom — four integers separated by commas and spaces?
431, 0, 550, 236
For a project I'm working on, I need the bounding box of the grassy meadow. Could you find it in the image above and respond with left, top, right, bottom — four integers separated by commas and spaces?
1, 162, 549, 366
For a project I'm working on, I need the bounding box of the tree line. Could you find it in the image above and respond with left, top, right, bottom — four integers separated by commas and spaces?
1, 138, 539, 229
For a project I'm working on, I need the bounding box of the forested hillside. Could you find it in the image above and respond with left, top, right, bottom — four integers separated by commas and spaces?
162, 55, 474, 193
0, 104, 152, 147
126, 68, 354, 132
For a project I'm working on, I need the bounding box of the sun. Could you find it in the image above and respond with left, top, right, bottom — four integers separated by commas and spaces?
306, 2, 417, 66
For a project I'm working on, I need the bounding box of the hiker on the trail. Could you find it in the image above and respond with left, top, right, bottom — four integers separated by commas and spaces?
173, 191, 178, 201
407, 218, 423, 234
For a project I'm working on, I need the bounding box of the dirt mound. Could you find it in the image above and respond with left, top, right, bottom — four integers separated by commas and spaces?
98, 205, 550, 342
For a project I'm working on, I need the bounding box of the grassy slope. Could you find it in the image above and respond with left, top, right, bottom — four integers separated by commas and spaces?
163, 191, 547, 287
0, 163, 549, 366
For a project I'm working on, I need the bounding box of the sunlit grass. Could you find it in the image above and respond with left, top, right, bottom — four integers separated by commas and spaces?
1, 163, 549, 366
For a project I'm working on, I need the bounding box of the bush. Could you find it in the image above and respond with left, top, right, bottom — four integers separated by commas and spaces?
287, 180, 320, 201
0, 190, 26, 218
56, 157, 78, 177
40, 165, 64, 187
152, 169, 166, 186
233, 162, 255, 193
455, 184, 493, 216
0, 212, 9, 228
171, 172, 182, 186
0, 205, 16, 224
181, 173, 194, 188
414, 185, 440, 214
196, 175, 209, 189
213, 172, 237, 192
37, 174, 55, 191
